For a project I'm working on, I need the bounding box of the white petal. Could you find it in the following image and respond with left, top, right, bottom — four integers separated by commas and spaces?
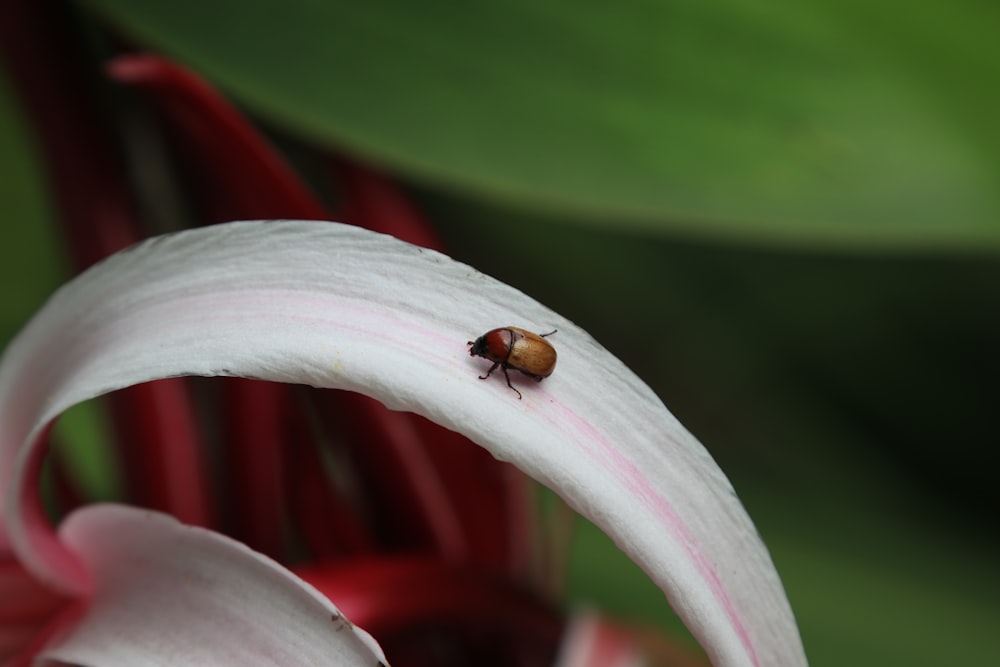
0, 220, 806, 666
39, 504, 387, 666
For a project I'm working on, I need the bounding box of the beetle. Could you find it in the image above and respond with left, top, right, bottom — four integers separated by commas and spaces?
467, 327, 557, 399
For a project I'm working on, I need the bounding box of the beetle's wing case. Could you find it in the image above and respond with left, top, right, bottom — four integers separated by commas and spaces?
506, 329, 557, 378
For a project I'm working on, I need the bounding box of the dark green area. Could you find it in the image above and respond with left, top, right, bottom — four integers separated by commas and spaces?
0, 70, 63, 343
81, 0, 1000, 249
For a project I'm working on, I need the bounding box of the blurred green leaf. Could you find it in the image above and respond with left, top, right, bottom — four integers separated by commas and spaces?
82, 0, 1000, 250
51, 400, 121, 502
0, 69, 62, 344
750, 491, 1000, 667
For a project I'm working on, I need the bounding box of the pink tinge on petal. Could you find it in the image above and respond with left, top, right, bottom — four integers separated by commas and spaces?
40, 504, 387, 666
541, 398, 761, 666
12, 436, 91, 596
553, 614, 712, 667
554, 613, 645, 667
0, 219, 805, 664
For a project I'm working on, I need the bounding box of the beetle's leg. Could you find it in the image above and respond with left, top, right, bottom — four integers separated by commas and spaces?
479, 361, 500, 380
540, 329, 558, 338
501, 365, 523, 400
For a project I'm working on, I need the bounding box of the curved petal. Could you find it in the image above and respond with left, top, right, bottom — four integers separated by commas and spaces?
38, 504, 386, 666
0, 220, 805, 666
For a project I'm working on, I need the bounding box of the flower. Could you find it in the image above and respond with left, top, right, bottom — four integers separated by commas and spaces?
0, 8, 805, 661
0, 220, 806, 666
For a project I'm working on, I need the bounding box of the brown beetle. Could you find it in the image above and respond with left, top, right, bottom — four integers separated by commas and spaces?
467, 327, 557, 399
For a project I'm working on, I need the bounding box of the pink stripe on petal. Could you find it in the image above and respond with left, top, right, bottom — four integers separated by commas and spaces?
537, 399, 760, 665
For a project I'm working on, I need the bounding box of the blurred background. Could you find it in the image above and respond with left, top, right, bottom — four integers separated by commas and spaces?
2, 1, 999, 665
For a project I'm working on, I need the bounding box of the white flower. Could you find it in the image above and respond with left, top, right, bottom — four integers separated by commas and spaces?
0, 220, 806, 666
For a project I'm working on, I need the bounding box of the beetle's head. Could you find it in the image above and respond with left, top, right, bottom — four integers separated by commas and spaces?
467, 336, 488, 358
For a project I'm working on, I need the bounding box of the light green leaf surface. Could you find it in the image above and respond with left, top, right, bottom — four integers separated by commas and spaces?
81, 0, 1000, 249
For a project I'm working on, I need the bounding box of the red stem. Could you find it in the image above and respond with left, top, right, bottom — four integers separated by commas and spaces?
298, 556, 563, 666
106, 53, 329, 222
